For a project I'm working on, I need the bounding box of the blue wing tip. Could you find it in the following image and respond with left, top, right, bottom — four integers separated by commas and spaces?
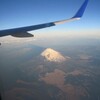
73, 0, 89, 18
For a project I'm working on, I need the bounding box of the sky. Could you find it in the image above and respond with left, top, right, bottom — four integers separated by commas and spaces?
0, 0, 100, 44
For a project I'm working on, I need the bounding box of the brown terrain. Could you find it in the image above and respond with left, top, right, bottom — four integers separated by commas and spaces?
1, 46, 100, 100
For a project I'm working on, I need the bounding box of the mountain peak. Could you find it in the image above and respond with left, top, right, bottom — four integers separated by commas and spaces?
41, 48, 66, 63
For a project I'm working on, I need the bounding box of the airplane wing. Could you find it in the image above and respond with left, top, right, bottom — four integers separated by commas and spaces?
0, 0, 88, 37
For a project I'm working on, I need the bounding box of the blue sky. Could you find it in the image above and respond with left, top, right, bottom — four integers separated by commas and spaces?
0, 0, 99, 29
0, 0, 100, 43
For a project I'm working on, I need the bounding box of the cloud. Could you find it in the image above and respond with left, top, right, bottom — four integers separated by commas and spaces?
0, 36, 36, 44
0, 29, 100, 47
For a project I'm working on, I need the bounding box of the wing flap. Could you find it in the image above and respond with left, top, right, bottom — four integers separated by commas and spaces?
11, 32, 34, 38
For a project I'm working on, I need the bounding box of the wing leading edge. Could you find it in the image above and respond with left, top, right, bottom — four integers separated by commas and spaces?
0, 0, 89, 37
